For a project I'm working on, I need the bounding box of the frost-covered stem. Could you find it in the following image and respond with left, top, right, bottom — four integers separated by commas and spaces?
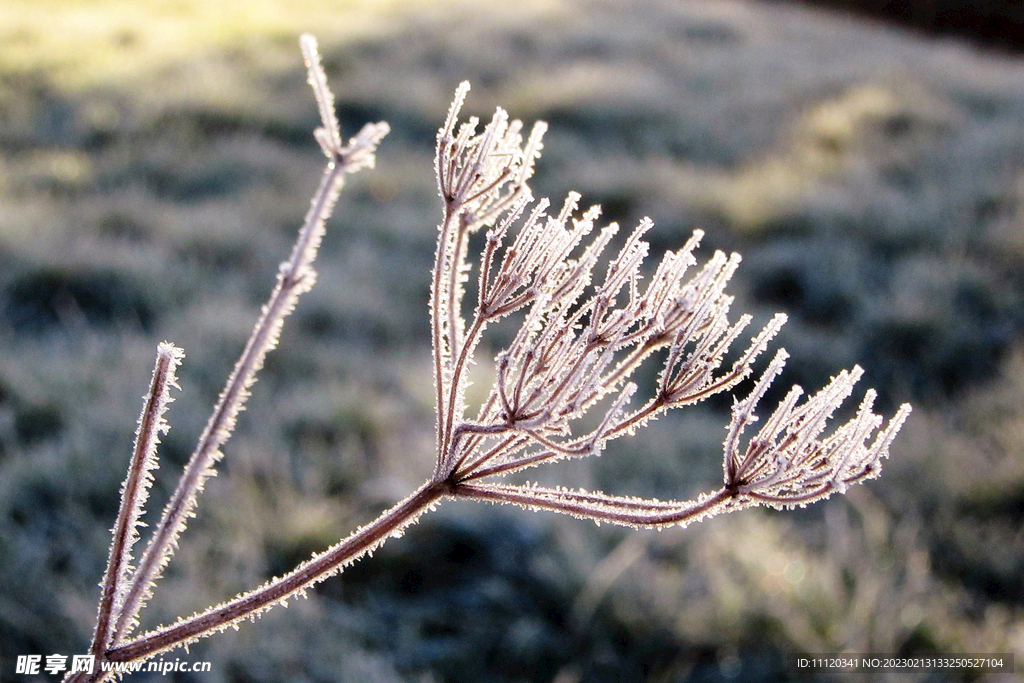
88, 344, 182, 660
113, 160, 350, 644
454, 434, 526, 480
439, 313, 488, 476
432, 208, 459, 473
446, 214, 471, 369
453, 483, 733, 528
98, 481, 446, 677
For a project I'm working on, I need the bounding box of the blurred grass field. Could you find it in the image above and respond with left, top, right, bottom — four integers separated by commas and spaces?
1, 0, 1023, 681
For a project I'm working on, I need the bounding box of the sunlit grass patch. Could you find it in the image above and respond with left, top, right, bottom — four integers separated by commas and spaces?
0, 0, 392, 89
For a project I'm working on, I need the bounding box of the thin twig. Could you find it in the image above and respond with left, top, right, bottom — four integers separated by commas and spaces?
88, 343, 183, 660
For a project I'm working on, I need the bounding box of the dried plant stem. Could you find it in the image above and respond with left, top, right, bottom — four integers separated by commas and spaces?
69, 34, 911, 682
452, 483, 735, 528
431, 209, 459, 466
106, 481, 446, 666
88, 344, 183, 661
67, 36, 389, 682
111, 157, 350, 646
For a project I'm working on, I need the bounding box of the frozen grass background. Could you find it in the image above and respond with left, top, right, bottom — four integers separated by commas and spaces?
1, 0, 1023, 681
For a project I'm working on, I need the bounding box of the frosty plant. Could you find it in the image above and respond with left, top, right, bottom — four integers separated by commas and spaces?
68, 35, 912, 681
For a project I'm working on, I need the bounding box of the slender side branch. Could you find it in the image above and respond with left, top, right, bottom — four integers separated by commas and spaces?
111, 36, 388, 645
453, 483, 735, 529
88, 344, 183, 660
112, 158, 345, 645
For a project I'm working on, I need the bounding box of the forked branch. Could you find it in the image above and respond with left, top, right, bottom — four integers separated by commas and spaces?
68, 35, 389, 682
70, 35, 910, 682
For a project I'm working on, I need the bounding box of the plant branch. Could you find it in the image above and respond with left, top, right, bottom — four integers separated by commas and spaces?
88, 343, 183, 660
453, 483, 735, 528
112, 159, 348, 645
84, 482, 445, 680
68, 54, 913, 683
111, 37, 388, 644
